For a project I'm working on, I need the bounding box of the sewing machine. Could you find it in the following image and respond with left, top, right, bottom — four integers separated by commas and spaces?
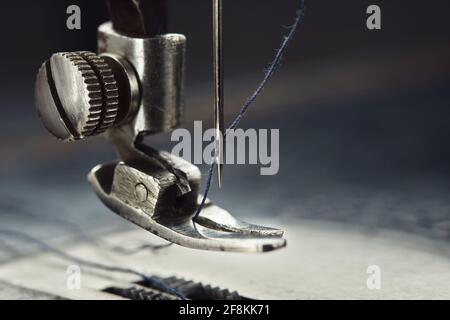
34, 0, 285, 253
1, 0, 450, 301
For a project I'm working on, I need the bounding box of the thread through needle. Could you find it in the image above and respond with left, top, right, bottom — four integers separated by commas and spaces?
194, 0, 306, 221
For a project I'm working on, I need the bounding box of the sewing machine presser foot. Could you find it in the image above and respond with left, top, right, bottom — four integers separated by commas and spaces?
88, 143, 286, 253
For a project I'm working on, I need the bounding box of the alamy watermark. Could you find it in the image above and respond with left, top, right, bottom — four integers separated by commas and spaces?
366, 265, 381, 290
171, 121, 280, 176
366, 5, 382, 30
66, 5, 81, 30
66, 264, 81, 290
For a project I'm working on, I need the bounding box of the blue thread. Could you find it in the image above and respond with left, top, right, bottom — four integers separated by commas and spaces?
0, 195, 174, 254
0, 229, 186, 300
193, 0, 306, 221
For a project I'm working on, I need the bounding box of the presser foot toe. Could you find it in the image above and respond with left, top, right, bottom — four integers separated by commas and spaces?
194, 198, 284, 237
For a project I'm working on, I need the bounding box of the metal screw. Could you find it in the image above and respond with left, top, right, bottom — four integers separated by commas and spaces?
35, 51, 137, 141
135, 183, 148, 203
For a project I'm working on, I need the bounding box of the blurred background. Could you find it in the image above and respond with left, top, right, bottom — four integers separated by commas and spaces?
0, 0, 449, 261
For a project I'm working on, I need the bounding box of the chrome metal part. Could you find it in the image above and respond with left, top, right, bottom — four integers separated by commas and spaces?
88, 153, 286, 253
35, 51, 137, 141
213, 0, 225, 187
97, 125, 286, 252
98, 22, 186, 139
100, 53, 140, 126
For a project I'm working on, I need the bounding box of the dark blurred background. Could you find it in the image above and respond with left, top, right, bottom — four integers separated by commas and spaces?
1, 0, 450, 244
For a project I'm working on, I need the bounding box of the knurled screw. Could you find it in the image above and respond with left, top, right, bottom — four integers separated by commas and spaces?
35, 51, 138, 141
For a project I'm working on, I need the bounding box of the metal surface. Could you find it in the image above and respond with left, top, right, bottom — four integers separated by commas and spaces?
98, 22, 185, 139
213, 0, 224, 187
35, 51, 134, 141
79, 52, 120, 134
88, 155, 285, 253
100, 53, 140, 126
35, 52, 103, 141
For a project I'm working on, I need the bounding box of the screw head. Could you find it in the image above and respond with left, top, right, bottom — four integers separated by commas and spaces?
135, 183, 149, 203
35, 51, 134, 141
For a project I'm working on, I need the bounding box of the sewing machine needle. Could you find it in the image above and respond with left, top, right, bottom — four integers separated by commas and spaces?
213, 0, 224, 188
